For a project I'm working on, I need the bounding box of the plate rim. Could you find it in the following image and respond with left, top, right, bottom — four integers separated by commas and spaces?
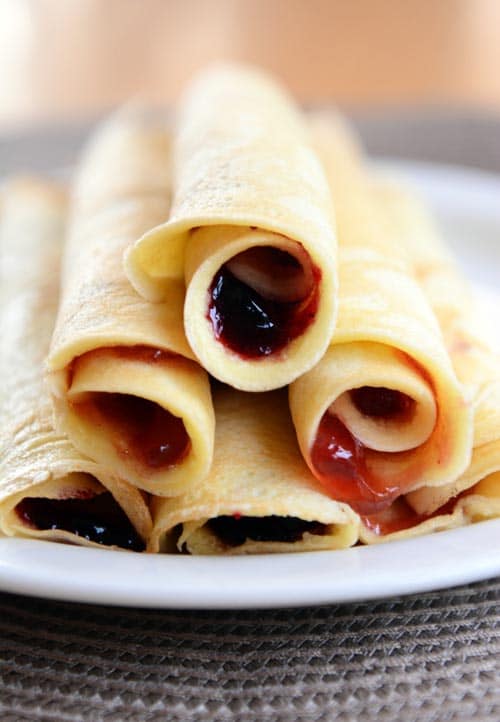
0, 518, 499, 609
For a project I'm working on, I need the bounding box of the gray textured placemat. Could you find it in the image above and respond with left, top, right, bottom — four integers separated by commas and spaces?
1, 110, 499, 721
0, 579, 499, 722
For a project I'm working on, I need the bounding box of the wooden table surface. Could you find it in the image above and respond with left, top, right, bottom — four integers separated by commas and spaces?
1, 0, 500, 132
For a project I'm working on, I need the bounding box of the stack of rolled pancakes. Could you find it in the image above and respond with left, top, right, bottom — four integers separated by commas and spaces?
1, 64, 498, 554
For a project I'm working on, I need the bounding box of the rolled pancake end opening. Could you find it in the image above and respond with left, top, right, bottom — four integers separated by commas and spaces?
174, 514, 358, 555
332, 377, 437, 454
72, 392, 191, 471
55, 346, 214, 495
184, 227, 336, 391
9, 474, 146, 551
292, 343, 439, 515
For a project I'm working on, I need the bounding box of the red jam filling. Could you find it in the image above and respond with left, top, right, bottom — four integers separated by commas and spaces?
207, 247, 321, 359
86, 393, 191, 471
311, 387, 417, 514
361, 498, 423, 536
16, 492, 145, 551
72, 346, 191, 472
311, 413, 400, 515
362, 495, 461, 536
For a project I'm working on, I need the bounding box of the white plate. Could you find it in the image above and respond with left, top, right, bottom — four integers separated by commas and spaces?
1, 159, 499, 609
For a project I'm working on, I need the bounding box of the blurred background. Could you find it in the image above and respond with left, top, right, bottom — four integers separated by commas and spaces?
1, 0, 500, 133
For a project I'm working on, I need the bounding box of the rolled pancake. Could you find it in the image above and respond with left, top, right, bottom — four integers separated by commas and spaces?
289, 115, 473, 516
125, 64, 338, 391
0, 177, 151, 550
46, 111, 214, 496
358, 184, 500, 543
149, 387, 360, 554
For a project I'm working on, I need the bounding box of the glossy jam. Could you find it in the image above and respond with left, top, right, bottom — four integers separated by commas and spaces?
16, 492, 145, 551
362, 495, 460, 536
207, 249, 321, 359
361, 498, 423, 536
90, 393, 191, 470
351, 386, 415, 420
208, 515, 326, 547
311, 414, 400, 515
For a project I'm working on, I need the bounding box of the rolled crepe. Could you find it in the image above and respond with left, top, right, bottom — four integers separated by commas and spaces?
0, 177, 151, 550
289, 115, 473, 516
149, 387, 360, 554
125, 64, 338, 391
358, 184, 500, 542
46, 110, 215, 496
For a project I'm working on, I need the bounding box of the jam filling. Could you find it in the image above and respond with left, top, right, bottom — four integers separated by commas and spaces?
208, 515, 327, 547
362, 494, 461, 536
361, 498, 423, 536
207, 247, 321, 359
311, 413, 400, 515
83, 393, 191, 471
16, 492, 145, 551
311, 387, 417, 514
351, 386, 415, 420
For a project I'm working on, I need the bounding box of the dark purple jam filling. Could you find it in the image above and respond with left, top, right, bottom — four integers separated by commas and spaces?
207, 515, 327, 547
207, 258, 320, 359
350, 386, 415, 420
16, 492, 145, 551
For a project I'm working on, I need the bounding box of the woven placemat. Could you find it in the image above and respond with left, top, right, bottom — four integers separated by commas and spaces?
0, 110, 499, 721
0, 579, 499, 722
